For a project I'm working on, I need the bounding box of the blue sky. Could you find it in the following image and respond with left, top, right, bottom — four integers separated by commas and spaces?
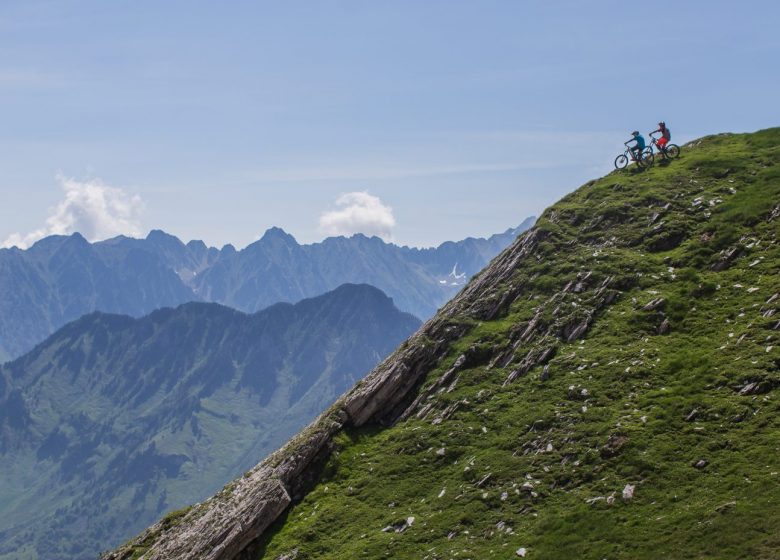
1, 1, 778, 248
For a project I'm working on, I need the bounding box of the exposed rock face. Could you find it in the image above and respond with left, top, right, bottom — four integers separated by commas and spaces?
143, 480, 290, 560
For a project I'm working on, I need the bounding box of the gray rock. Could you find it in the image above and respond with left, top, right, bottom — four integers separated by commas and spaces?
642, 297, 666, 311
738, 381, 773, 396
712, 246, 742, 271
600, 434, 629, 458
476, 473, 492, 488
381, 516, 414, 533
716, 501, 737, 513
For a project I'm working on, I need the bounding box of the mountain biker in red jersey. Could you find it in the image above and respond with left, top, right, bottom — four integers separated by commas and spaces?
651, 121, 671, 151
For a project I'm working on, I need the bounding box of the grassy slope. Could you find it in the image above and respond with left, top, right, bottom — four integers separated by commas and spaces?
255, 129, 780, 560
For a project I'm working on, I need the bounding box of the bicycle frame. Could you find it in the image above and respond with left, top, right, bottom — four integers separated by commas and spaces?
648, 133, 664, 152
648, 133, 680, 159
623, 143, 643, 162
615, 141, 654, 170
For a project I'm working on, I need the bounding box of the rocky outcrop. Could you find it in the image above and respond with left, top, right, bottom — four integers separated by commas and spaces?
712, 245, 743, 271
103, 424, 341, 560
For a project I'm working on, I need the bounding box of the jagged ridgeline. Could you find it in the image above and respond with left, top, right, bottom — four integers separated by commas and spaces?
107, 128, 780, 560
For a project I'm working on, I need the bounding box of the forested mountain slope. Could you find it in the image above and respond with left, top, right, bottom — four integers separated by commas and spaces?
0, 284, 420, 560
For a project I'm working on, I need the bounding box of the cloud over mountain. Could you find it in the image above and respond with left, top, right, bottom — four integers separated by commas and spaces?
2, 176, 144, 249
318, 191, 395, 240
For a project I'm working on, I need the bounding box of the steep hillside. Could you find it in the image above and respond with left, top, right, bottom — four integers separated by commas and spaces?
107, 128, 779, 560
0, 285, 420, 560
0, 219, 533, 361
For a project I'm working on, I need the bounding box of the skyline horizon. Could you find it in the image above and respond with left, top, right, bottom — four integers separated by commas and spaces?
2, 212, 537, 252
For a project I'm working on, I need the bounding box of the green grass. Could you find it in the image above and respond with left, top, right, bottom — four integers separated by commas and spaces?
253, 128, 780, 559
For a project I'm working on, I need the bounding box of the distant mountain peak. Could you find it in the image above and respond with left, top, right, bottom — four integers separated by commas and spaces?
349, 232, 385, 243
26, 231, 89, 253
257, 226, 298, 246
146, 229, 185, 246
186, 239, 207, 251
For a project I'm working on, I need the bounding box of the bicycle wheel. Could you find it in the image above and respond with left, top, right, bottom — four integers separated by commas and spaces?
638, 148, 654, 168
665, 144, 680, 158
614, 154, 629, 169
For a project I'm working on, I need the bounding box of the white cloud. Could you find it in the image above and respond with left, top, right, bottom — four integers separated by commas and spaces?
2, 175, 144, 249
318, 192, 395, 240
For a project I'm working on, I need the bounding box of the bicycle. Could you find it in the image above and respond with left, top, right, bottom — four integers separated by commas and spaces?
648, 132, 680, 160
614, 144, 654, 170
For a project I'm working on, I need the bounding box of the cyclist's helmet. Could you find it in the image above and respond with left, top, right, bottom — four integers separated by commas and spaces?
632, 131, 639, 136
658, 121, 666, 127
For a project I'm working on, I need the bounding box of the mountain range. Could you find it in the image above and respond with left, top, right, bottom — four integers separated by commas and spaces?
107, 128, 780, 559
0, 284, 420, 560
0, 218, 534, 362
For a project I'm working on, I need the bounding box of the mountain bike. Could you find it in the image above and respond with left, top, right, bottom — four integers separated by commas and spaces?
649, 133, 681, 160
614, 145, 654, 170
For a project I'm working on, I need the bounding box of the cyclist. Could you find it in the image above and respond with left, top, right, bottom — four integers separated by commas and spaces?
625, 131, 646, 162
650, 121, 671, 152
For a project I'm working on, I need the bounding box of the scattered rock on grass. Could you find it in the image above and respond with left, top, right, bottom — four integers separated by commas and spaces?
738, 381, 774, 396
642, 297, 666, 311
600, 434, 629, 458
381, 516, 415, 533
716, 501, 737, 514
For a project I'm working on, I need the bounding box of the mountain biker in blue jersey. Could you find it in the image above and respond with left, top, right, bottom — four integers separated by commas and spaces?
625, 131, 646, 162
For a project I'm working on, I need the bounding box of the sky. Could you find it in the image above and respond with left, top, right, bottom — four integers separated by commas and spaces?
1, 1, 778, 249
